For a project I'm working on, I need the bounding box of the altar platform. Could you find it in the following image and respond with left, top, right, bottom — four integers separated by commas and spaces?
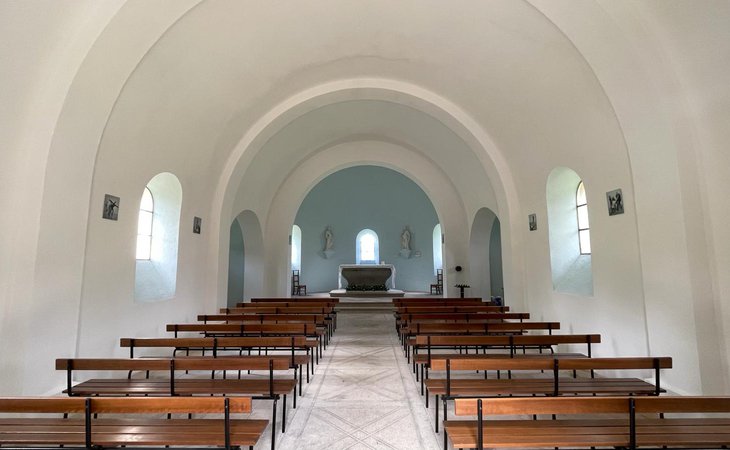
328, 288, 405, 298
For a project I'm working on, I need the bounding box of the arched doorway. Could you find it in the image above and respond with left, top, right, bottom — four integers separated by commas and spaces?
469, 207, 503, 301
227, 210, 264, 306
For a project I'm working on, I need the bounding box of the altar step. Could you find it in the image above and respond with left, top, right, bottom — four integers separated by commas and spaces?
335, 301, 394, 313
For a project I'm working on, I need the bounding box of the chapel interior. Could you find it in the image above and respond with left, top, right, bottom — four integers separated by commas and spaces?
1, 1, 729, 449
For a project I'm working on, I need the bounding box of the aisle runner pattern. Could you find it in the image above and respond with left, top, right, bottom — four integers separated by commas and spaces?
264, 311, 440, 450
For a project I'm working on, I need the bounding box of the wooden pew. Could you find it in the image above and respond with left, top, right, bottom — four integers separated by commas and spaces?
403, 322, 561, 357
235, 302, 337, 308
221, 306, 337, 331
395, 306, 510, 316
396, 312, 529, 336
57, 357, 295, 450
446, 396, 730, 450
426, 356, 672, 433
165, 323, 328, 349
0, 396, 267, 450
198, 313, 332, 340
120, 336, 316, 382
411, 334, 602, 393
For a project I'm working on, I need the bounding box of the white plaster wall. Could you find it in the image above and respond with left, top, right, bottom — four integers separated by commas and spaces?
2, 0, 727, 399
530, 0, 728, 395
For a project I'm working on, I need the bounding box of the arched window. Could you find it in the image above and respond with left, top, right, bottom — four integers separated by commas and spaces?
356, 229, 379, 264
291, 225, 302, 271
432, 224, 443, 275
576, 181, 591, 254
134, 173, 182, 302
546, 167, 593, 296
136, 187, 154, 260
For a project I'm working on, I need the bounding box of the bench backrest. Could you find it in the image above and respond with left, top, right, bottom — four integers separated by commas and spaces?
56, 357, 291, 372
399, 312, 530, 323
414, 334, 601, 359
429, 356, 672, 371
404, 322, 560, 335
433, 356, 671, 397
119, 336, 311, 357
198, 313, 326, 323
221, 306, 333, 314
166, 323, 319, 336
234, 302, 337, 308
0, 396, 252, 414
458, 396, 730, 416
397, 306, 509, 313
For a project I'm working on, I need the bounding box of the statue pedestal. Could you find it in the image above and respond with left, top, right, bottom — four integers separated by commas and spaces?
399, 249, 411, 259
323, 250, 335, 259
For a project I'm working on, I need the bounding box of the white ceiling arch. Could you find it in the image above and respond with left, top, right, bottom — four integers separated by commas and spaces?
209, 78, 524, 305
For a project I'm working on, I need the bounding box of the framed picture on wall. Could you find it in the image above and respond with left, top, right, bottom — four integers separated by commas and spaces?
193, 216, 202, 234
606, 189, 624, 216
528, 213, 537, 231
102, 194, 120, 221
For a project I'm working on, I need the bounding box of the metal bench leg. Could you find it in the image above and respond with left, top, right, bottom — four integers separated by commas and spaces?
435, 394, 439, 432
271, 398, 278, 450
282, 394, 287, 433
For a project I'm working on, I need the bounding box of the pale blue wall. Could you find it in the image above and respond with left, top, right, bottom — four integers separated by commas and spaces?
294, 166, 439, 293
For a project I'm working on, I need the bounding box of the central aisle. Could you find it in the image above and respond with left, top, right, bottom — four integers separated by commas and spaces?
270, 310, 441, 450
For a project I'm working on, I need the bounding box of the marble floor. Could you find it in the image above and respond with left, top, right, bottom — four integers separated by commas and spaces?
251, 310, 442, 450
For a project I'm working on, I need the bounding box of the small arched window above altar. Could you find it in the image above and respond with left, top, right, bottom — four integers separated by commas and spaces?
356, 229, 379, 264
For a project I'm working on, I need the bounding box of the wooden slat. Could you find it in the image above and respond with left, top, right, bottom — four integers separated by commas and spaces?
455, 396, 629, 415
429, 357, 554, 371
90, 396, 252, 414
0, 397, 86, 413
635, 396, 730, 413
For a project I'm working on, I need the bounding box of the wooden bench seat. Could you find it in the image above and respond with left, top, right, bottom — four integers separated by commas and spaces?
445, 396, 730, 450
426, 356, 672, 433
0, 397, 267, 450
57, 358, 295, 450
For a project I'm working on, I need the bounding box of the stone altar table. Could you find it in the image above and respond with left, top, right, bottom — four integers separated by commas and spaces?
337, 264, 395, 289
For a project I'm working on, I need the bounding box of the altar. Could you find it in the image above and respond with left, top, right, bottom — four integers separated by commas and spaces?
331, 264, 404, 298
338, 264, 395, 290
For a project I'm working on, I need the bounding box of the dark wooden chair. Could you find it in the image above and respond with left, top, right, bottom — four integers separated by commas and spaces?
430, 269, 443, 294
291, 270, 307, 296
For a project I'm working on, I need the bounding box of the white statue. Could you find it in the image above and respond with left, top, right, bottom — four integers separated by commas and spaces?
401, 227, 411, 251
324, 227, 334, 251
